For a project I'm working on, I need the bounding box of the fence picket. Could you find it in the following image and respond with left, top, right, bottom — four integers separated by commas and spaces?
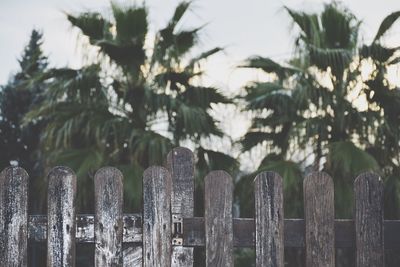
304, 172, 335, 267
0, 167, 29, 266
143, 166, 172, 267
94, 167, 123, 267
47, 167, 77, 266
167, 147, 195, 267
254, 171, 284, 267
204, 170, 233, 267
354, 172, 384, 267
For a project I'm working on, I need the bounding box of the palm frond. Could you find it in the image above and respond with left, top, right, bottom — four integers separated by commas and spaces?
373, 11, 400, 43
67, 12, 109, 43
244, 82, 294, 113
181, 86, 230, 108
111, 3, 148, 44
168, 1, 192, 29
239, 56, 300, 79
360, 44, 398, 63
284, 7, 320, 46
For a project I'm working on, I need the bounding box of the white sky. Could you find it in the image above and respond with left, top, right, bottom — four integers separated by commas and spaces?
1, 0, 399, 85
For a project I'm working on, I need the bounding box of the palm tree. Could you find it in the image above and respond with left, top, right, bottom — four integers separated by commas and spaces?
238, 3, 400, 266
27, 1, 237, 211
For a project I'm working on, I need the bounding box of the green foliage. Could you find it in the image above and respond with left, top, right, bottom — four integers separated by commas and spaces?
0, 29, 48, 212
373, 11, 400, 42
238, 2, 400, 219
29, 1, 236, 211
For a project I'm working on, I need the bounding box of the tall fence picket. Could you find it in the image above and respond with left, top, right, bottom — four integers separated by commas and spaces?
354, 172, 384, 267
0, 167, 29, 266
167, 147, 195, 267
304, 172, 335, 267
204, 170, 233, 267
143, 166, 172, 267
47, 167, 77, 267
254, 171, 284, 267
94, 167, 123, 267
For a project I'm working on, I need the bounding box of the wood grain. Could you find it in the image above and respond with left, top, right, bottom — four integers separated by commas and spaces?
254, 171, 284, 267
0, 167, 29, 267
354, 172, 384, 267
94, 167, 123, 267
47, 166, 77, 267
204, 170, 233, 267
167, 147, 194, 267
304, 172, 335, 267
142, 166, 172, 267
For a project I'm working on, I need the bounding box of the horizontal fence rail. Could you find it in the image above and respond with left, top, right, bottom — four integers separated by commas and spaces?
0, 147, 397, 266
26, 216, 400, 248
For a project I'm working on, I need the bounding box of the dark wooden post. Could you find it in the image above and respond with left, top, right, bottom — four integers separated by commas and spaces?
0, 167, 29, 266
254, 171, 284, 267
167, 147, 194, 267
204, 170, 233, 267
143, 166, 172, 267
304, 172, 335, 267
354, 172, 384, 267
47, 167, 77, 267
94, 167, 123, 266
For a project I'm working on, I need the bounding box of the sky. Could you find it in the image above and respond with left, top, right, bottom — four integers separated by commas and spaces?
1, 0, 399, 86
1, 0, 400, 165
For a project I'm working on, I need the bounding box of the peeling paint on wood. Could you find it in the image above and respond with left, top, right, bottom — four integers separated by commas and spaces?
143, 166, 172, 267
167, 147, 194, 267
0, 167, 29, 267
47, 166, 77, 267
354, 172, 384, 267
94, 167, 123, 267
304, 172, 335, 267
204, 170, 233, 267
254, 171, 284, 267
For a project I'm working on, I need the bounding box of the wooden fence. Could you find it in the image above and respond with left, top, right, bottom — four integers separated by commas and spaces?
1, 147, 400, 266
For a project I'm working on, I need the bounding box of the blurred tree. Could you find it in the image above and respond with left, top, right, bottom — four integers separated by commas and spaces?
0, 29, 48, 212
27, 1, 237, 212
239, 2, 400, 218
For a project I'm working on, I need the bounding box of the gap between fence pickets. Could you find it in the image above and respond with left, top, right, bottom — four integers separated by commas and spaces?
27, 215, 400, 248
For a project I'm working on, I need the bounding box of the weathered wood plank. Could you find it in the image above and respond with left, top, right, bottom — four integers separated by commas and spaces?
354, 172, 384, 267
0, 167, 29, 267
254, 171, 284, 267
94, 167, 123, 267
167, 147, 194, 267
204, 171, 233, 267
142, 166, 172, 267
304, 172, 335, 267
47, 167, 77, 267
122, 245, 142, 267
